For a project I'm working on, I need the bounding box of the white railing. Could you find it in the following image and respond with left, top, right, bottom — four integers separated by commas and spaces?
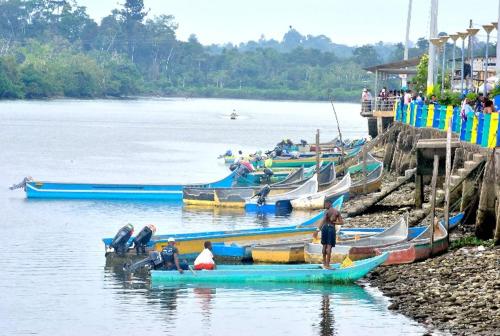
361, 98, 397, 115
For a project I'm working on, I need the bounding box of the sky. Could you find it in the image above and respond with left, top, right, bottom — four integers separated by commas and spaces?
77, 0, 500, 46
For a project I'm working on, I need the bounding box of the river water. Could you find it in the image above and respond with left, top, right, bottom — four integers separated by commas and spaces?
0, 98, 426, 335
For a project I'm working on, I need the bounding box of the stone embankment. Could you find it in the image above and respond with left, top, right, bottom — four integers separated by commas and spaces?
340, 123, 499, 335
368, 246, 500, 336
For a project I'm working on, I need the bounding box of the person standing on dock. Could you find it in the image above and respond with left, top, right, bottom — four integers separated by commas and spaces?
314, 200, 343, 269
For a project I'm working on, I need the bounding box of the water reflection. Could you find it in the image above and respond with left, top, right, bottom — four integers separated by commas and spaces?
105, 264, 382, 335
320, 294, 336, 336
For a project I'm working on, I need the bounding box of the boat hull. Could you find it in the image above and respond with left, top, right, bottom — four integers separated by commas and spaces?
251, 244, 305, 263
151, 253, 388, 284
25, 172, 235, 201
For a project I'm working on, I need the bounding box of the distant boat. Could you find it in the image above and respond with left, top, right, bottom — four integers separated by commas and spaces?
230, 109, 238, 119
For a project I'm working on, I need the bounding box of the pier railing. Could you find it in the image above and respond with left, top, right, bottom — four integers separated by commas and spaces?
361, 98, 397, 117
394, 101, 499, 149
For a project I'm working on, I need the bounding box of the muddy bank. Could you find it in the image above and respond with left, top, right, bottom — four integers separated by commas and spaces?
367, 246, 500, 336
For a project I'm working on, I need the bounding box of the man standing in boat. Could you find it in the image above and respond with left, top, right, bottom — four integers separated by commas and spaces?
314, 200, 343, 269
161, 238, 188, 273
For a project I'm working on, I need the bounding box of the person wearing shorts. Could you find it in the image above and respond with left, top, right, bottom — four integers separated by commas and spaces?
315, 200, 343, 269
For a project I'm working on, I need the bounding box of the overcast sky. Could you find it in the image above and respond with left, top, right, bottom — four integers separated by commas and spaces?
77, 0, 500, 46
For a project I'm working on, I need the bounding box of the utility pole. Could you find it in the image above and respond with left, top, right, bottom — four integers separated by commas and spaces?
427, 0, 439, 96
497, 1, 500, 77
402, 0, 413, 87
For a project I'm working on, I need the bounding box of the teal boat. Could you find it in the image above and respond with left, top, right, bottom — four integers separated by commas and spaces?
150, 252, 388, 284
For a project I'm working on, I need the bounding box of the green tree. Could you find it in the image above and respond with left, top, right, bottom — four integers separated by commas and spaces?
412, 54, 428, 93
0, 57, 23, 98
353, 45, 381, 67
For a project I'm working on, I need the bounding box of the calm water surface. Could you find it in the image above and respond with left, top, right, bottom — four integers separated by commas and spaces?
0, 98, 426, 335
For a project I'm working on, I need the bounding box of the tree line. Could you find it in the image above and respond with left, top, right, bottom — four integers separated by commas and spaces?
0, 0, 430, 101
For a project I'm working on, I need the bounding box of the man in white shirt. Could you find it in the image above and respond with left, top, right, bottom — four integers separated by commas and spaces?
194, 241, 216, 270
403, 90, 412, 105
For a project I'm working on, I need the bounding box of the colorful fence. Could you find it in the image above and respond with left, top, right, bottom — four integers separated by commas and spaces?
394, 101, 499, 149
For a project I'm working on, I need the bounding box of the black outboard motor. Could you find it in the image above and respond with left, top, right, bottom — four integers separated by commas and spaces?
110, 224, 134, 256
256, 185, 271, 205
229, 163, 238, 171
132, 224, 156, 255
274, 146, 283, 156
235, 164, 250, 178
300, 139, 307, 146
262, 168, 274, 183
123, 251, 163, 273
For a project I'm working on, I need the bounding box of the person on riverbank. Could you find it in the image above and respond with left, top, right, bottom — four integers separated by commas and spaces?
194, 241, 216, 270
161, 238, 188, 273
483, 99, 495, 113
314, 200, 343, 269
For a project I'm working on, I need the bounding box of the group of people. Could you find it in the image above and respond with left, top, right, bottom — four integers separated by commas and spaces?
160, 239, 216, 273
362, 87, 409, 112
160, 199, 344, 273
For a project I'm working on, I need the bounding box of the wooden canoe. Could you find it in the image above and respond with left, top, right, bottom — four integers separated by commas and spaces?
244, 175, 319, 212
304, 216, 408, 262
376, 213, 464, 265
25, 171, 236, 201
267, 147, 362, 168
150, 252, 389, 284
348, 159, 383, 195
251, 242, 307, 263
183, 165, 320, 207
291, 173, 351, 210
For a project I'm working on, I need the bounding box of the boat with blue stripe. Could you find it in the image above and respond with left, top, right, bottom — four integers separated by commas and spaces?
24, 172, 236, 201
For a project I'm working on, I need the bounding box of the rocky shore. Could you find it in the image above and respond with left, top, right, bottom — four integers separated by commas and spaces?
341, 152, 499, 335
367, 246, 500, 336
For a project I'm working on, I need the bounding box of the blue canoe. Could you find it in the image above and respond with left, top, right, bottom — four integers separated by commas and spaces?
150, 252, 389, 284
24, 172, 236, 201
103, 197, 344, 260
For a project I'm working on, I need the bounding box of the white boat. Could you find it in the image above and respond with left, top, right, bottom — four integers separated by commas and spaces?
291, 173, 351, 210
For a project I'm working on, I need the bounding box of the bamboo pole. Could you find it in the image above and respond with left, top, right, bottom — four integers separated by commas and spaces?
444, 122, 452, 244
316, 129, 320, 174
429, 155, 439, 257
329, 99, 344, 172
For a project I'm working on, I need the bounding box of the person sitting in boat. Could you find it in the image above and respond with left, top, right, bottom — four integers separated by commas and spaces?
313, 200, 343, 269
161, 237, 189, 273
193, 241, 216, 270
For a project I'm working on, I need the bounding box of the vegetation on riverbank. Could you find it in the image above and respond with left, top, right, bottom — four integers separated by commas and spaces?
0, 0, 431, 102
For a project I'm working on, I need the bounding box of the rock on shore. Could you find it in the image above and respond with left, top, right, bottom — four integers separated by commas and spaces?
368, 246, 500, 336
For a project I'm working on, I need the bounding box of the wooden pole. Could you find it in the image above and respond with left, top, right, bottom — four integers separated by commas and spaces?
362, 146, 368, 194
316, 129, 320, 174
444, 122, 452, 244
429, 155, 439, 257
329, 99, 344, 172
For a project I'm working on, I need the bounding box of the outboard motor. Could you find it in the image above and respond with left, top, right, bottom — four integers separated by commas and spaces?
110, 224, 134, 256
256, 185, 271, 205
123, 251, 163, 273
235, 164, 250, 178
229, 163, 238, 171
132, 224, 156, 255
262, 168, 274, 183
274, 146, 283, 156
300, 139, 307, 146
